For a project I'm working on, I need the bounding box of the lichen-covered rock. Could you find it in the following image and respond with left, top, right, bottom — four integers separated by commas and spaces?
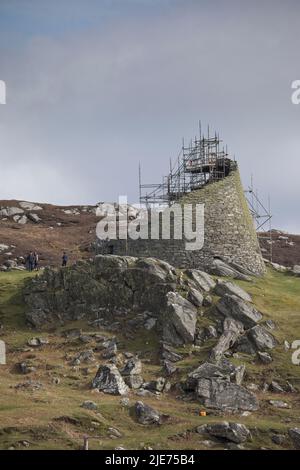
197, 421, 251, 443
134, 401, 161, 425
214, 279, 252, 302
162, 292, 197, 346
209, 318, 243, 362
184, 269, 216, 292
205, 259, 251, 281
248, 325, 277, 351
187, 288, 204, 307
196, 378, 259, 412
187, 361, 257, 412
121, 357, 142, 376
216, 294, 262, 329
92, 364, 129, 395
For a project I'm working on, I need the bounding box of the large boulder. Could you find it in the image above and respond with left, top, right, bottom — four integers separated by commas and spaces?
162, 292, 197, 346
248, 325, 277, 351
134, 401, 161, 425
216, 295, 262, 329
187, 361, 257, 412
214, 280, 252, 303
196, 378, 259, 412
197, 421, 251, 444
92, 364, 129, 395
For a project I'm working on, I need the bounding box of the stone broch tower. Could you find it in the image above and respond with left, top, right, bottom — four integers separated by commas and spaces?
98, 132, 265, 276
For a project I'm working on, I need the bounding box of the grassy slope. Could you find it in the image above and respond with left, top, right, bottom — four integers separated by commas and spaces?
0, 269, 299, 450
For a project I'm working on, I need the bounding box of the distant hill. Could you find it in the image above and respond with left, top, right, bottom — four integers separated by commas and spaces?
0, 200, 299, 270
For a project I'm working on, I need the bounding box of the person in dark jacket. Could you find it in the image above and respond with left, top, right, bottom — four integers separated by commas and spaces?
62, 252, 68, 267
26, 252, 35, 271
33, 251, 39, 270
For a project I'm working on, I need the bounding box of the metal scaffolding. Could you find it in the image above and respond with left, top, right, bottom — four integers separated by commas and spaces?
139, 124, 236, 206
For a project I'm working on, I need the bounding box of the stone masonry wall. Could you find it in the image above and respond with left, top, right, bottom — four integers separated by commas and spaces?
98, 168, 265, 276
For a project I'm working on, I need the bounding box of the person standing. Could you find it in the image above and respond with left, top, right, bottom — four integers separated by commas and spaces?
26, 251, 34, 271
62, 252, 68, 267
33, 251, 39, 270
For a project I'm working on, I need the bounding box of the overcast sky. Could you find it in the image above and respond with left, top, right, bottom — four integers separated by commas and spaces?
0, 0, 299, 232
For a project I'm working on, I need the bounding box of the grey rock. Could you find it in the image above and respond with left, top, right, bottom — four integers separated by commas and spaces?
185, 269, 216, 292
235, 334, 257, 355
124, 374, 143, 389
18, 362, 36, 374
92, 364, 129, 395
162, 292, 197, 346
162, 360, 178, 376
17, 215, 28, 225
134, 401, 161, 425
271, 434, 286, 445
19, 201, 43, 211
197, 421, 251, 443
269, 381, 284, 393
264, 320, 276, 330
292, 265, 300, 276
144, 377, 166, 392
248, 325, 277, 351
288, 428, 300, 449
257, 351, 273, 364
81, 400, 98, 410
196, 379, 259, 412
187, 288, 204, 307
108, 427, 122, 438
205, 259, 251, 281
144, 317, 156, 330
215, 279, 252, 302
269, 400, 290, 409
28, 213, 42, 223
160, 343, 183, 362
209, 318, 243, 362
216, 295, 262, 329
6, 206, 25, 217
121, 357, 142, 376
102, 340, 117, 359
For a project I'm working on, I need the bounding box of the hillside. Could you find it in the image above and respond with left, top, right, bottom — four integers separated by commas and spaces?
1, 200, 299, 271
0, 261, 299, 450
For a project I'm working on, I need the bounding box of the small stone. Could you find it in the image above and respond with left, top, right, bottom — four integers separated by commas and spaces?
269, 400, 290, 409
108, 427, 122, 438
269, 381, 284, 393
272, 434, 286, 445
257, 351, 273, 364
81, 400, 98, 410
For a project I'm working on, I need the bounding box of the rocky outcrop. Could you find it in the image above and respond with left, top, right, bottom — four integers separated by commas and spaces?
24, 255, 204, 345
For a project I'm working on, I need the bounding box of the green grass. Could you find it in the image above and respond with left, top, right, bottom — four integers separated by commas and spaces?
0, 268, 299, 450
